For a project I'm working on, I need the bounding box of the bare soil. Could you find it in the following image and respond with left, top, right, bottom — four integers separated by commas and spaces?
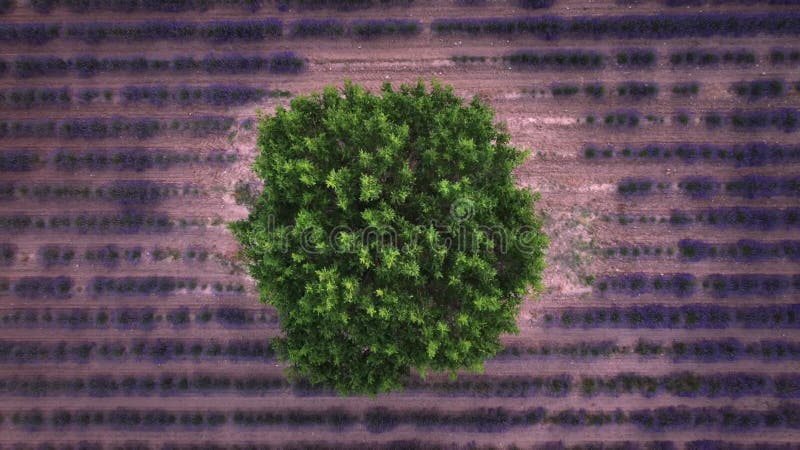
1, 0, 800, 447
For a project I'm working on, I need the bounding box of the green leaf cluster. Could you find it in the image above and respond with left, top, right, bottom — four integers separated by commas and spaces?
230, 79, 547, 396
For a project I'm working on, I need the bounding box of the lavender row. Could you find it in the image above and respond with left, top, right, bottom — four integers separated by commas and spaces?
580, 372, 800, 398
65, 20, 281, 43
27, 0, 265, 14
662, 0, 800, 6
280, 0, 415, 10
0, 116, 234, 140
9, 408, 227, 429
592, 110, 645, 128
0, 374, 290, 397
0, 243, 13, 265
0, 373, 568, 398
53, 149, 237, 171
613, 208, 800, 230
682, 175, 800, 199
432, 13, 800, 40
290, 18, 421, 38
676, 176, 717, 199
3, 403, 800, 432
288, 18, 346, 37
414, 372, 800, 399
0, 181, 202, 205
671, 82, 701, 96
1, 337, 798, 364
635, 338, 800, 362
89, 276, 245, 297
601, 240, 800, 262
457, 49, 656, 69
0, 23, 60, 45
525, 82, 696, 99
0, 87, 71, 108
584, 142, 800, 166
595, 273, 696, 297
668, 207, 800, 230
4, 441, 793, 450
362, 404, 800, 432
7, 276, 73, 300
670, 49, 757, 66
503, 49, 607, 70
9, 407, 334, 430
30, 442, 799, 450
499, 338, 800, 362
0, 149, 236, 173
39, 244, 210, 268
592, 109, 800, 132
548, 304, 800, 329
706, 109, 800, 133
597, 273, 800, 297
348, 19, 420, 38
518, 0, 554, 7
685, 443, 800, 450
616, 82, 658, 100
616, 48, 656, 70
678, 240, 800, 262
1, 118, 155, 139
703, 274, 800, 298
26, 272, 800, 302
732, 79, 786, 100
1, 19, 423, 44
27, 0, 415, 14
0, 307, 277, 329
626, 403, 800, 432
0, 20, 281, 45
6, 276, 244, 300
122, 84, 269, 107
0, 339, 594, 363
0, 85, 276, 108
0, 213, 175, 234
601, 245, 675, 259
617, 178, 656, 197
616, 176, 800, 199
0, 371, 796, 399
496, 341, 624, 359
770, 48, 800, 64
0, 339, 277, 364
6, 52, 304, 79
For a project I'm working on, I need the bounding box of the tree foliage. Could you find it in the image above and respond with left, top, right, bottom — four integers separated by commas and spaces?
230, 80, 547, 396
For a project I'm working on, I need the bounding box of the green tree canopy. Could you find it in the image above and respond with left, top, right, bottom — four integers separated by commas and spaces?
230, 80, 547, 396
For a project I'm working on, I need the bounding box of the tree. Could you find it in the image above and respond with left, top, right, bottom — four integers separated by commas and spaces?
230, 80, 547, 396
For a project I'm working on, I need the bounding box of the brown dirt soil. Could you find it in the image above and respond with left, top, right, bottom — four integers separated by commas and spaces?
2, 0, 800, 447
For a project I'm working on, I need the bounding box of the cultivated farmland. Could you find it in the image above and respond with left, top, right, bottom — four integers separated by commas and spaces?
1, 0, 800, 448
